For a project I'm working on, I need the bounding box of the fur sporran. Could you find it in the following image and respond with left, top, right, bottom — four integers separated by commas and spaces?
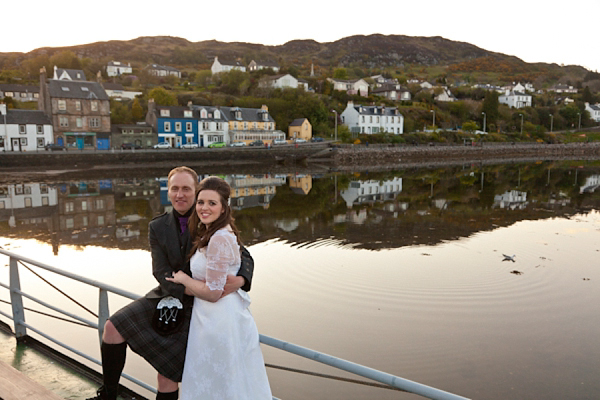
151, 296, 185, 336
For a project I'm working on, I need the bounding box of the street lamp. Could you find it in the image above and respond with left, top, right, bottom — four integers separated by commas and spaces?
430, 109, 435, 130
482, 111, 486, 133
550, 114, 554, 133
519, 113, 523, 135
331, 110, 338, 142
577, 112, 581, 130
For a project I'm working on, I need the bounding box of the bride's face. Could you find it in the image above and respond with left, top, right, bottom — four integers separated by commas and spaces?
196, 189, 224, 227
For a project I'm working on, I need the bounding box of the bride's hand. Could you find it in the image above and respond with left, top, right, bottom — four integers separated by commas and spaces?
165, 270, 188, 285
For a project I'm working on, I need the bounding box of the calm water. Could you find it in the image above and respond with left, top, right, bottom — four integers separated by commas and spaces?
1, 161, 599, 400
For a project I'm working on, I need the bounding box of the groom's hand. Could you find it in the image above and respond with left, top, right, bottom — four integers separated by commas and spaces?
221, 275, 244, 298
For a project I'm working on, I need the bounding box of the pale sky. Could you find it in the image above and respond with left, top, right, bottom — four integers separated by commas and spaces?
3, 0, 598, 72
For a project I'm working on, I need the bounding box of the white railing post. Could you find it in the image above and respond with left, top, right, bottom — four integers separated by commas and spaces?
98, 288, 109, 345
9, 256, 27, 338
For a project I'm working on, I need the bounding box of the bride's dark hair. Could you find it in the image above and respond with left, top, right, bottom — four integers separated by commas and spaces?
188, 176, 241, 258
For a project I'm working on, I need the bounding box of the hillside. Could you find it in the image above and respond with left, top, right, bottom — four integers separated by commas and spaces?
0, 34, 590, 80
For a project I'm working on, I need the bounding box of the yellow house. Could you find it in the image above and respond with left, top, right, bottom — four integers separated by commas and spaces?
288, 118, 312, 141
289, 175, 312, 195
223, 104, 285, 144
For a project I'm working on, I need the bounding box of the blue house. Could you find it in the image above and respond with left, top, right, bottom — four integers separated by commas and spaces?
145, 101, 199, 148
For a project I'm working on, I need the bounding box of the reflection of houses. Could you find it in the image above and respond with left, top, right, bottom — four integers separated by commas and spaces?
227, 175, 286, 210
0, 183, 58, 229
340, 178, 403, 208
289, 175, 312, 195
580, 175, 600, 194
334, 209, 369, 225
493, 190, 528, 210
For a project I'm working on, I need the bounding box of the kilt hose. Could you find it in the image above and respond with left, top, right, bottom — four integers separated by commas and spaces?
110, 295, 194, 382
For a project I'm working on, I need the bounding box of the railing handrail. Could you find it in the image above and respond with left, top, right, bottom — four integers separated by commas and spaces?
0, 248, 470, 400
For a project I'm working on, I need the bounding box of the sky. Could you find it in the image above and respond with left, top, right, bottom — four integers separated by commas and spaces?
3, 0, 599, 72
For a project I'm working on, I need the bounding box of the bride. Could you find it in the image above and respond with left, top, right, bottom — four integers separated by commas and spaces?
167, 176, 272, 399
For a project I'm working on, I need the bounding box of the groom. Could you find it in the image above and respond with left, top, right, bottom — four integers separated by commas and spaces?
88, 166, 253, 400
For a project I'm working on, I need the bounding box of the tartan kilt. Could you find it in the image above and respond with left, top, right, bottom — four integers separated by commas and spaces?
109, 295, 194, 382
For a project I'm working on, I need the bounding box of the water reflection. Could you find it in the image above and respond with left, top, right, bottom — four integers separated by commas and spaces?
1, 162, 600, 254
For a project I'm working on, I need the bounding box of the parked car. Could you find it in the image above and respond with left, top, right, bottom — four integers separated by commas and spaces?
208, 142, 226, 148
311, 137, 324, 142
153, 142, 171, 149
44, 143, 66, 151
294, 138, 307, 143
273, 138, 287, 145
121, 143, 142, 150
181, 142, 199, 149
249, 140, 264, 147
230, 141, 247, 147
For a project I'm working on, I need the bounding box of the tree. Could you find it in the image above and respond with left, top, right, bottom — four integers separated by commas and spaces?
462, 120, 478, 133
333, 68, 349, 80
147, 87, 178, 106
482, 91, 499, 126
131, 98, 144, 121
195, 70, 213, 88
49, 51, 81, 70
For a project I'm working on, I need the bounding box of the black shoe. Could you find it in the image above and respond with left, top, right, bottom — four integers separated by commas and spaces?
86, 386, 117, 400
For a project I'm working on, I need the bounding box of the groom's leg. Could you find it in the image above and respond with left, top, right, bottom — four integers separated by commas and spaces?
87, 321, 127, 399
156, 373, 179, 400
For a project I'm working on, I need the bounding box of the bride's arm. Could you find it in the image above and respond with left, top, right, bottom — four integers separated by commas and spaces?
166, 233, 236, 302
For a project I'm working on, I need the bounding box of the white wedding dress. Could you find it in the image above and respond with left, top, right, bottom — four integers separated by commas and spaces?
180, 228, 272, 400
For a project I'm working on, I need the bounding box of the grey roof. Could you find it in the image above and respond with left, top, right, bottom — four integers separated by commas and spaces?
372, 84, 408, 94
216, 58, 244, 67
102, 82, 125, 90
220, 106, 275, 123
0, 84, 39, 93
353, 104, 400, 116
289, 118, 308, 126
55, 68, 87, 81
252, 60, 279, 67
154, 105, 227, 121
146, 64, 180, 72
5, 109, 52, 125
588, 104, 600, 111
47, 80, 109, 100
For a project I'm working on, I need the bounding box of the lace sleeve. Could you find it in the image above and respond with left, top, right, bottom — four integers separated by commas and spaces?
205, 232, 237, 291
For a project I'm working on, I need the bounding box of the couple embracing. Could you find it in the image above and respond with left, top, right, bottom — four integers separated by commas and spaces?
88, 167, 272, 400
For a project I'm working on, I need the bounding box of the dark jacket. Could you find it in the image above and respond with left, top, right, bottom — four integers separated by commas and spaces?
145, 211, 253, 301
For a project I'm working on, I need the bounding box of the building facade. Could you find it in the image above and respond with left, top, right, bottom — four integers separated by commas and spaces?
288, 118, 312, 141
340, 101, 404, 134
211, 57, 247, 74
106, 61, 133, 77
0, 84, 40, 102
498, 90, 532, 109
0, 103, 53, 152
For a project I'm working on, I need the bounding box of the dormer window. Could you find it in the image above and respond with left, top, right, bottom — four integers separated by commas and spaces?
160, 109, 170, 117
81, 87, 89, 92
184, 110, 192, 118
236, 111, 242, 120
200, 109, 207, 118
262, 112, 268, 121
214, 110, 220, 119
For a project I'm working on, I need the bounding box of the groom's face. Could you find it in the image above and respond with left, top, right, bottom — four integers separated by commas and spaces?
168, 172, 196, 214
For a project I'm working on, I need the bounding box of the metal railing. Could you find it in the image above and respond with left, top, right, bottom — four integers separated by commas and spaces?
0, 248, 469, 400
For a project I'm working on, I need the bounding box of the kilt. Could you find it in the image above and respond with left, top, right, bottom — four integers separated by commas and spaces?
110, 295, 194, 382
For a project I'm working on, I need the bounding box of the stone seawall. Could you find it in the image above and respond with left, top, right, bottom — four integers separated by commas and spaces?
333, 143, 600, 165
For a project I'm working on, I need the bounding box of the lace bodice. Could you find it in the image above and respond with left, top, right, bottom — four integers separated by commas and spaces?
190, 229, 241, 291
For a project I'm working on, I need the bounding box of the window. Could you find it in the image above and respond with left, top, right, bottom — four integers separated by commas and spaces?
186, 122, 193, 132
24, 186, 32, 194
20, 92, 27, 98
216, 123, 222, 131
5, 92, 13, 97
164, 121, 171, 132
65, 202, 74, 212
234, 122, 238, 130
19, 125, 26, 134
81, 87, 89, 92
42, 197, 49, 206
77, 118, 83, 128
243, 122, 248, 129
95, 199, 105, 209
175, 122, 182, 132
24, 197, 32, 208
66, 218, 74, 229
58, 100, 66, 110
34, 93, 39, 98
40, 184, 48, 194
60, 117, 68, 127
200, 109, 207, 118
184, 110, 192, 118
82, 216, 88, 227
37, 125, 43, 134
20, 138, 27, 146
253, 122, 257, 129
91, 101, 98, 111
98, 215, 105, 225
202, 122, 209, 130
81, 200, 87, 211
75, 101, 81, 110
89, 118, 100, 128
160, 109, 170, 117
37, 138, 44, 148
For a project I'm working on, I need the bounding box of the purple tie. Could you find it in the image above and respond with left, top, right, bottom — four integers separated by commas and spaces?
178, 217, 188, 234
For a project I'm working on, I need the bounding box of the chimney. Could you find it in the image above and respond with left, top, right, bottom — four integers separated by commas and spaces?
146, 98, 156, 127
261, 104, 268, 112
188, 100, 193, 109
96, 70, 102, 83
347, 100, 354, 107
39, 67, 49, 116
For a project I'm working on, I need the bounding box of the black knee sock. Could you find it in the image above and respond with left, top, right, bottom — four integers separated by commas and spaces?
100, 341, 127, 396
156, 389, 179, 400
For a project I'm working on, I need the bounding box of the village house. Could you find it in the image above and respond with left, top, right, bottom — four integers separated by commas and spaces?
327, 78, 369, 96
111, 123, 155, 149
106, 61, 133, 77
435, 88, 457, 102
38, 67, 111, 150
340, 101, 404, 135
0, 84, 40, 102
258, 74, 299, 90
211, 57, 246, 74
585, 102, 600, 122
145, 64, 181, 78
221, 105, 284, 144
101, 82, 142, 100
248, 60, 280, 73
498, 90, 532, 109
372, 84, 411, 101
0, 103, 53, 152
547, 84, 577, 94
288, 118, 312, 141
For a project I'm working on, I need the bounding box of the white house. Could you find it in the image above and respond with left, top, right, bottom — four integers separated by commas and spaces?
193, 106, 230, 147
585, 102, 600, 122
371, 84, 411, 101
211, 57, 247, 74
146, 64, 181, 78
258, 74, 298, 89
547, 84, 577, 94
102, 83, 142, 100
248, 60, 279, 73
106, 61, 133, 77
435, 88, 457, 102
0, 84, 39, 102
499, 90, 532, 109
53, 66, 86, 81
494, 190, 528, 210
0, 103, 54, 152
340, 101, 404, 135
327, 78, 369, 96
0, 183, 58, 228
